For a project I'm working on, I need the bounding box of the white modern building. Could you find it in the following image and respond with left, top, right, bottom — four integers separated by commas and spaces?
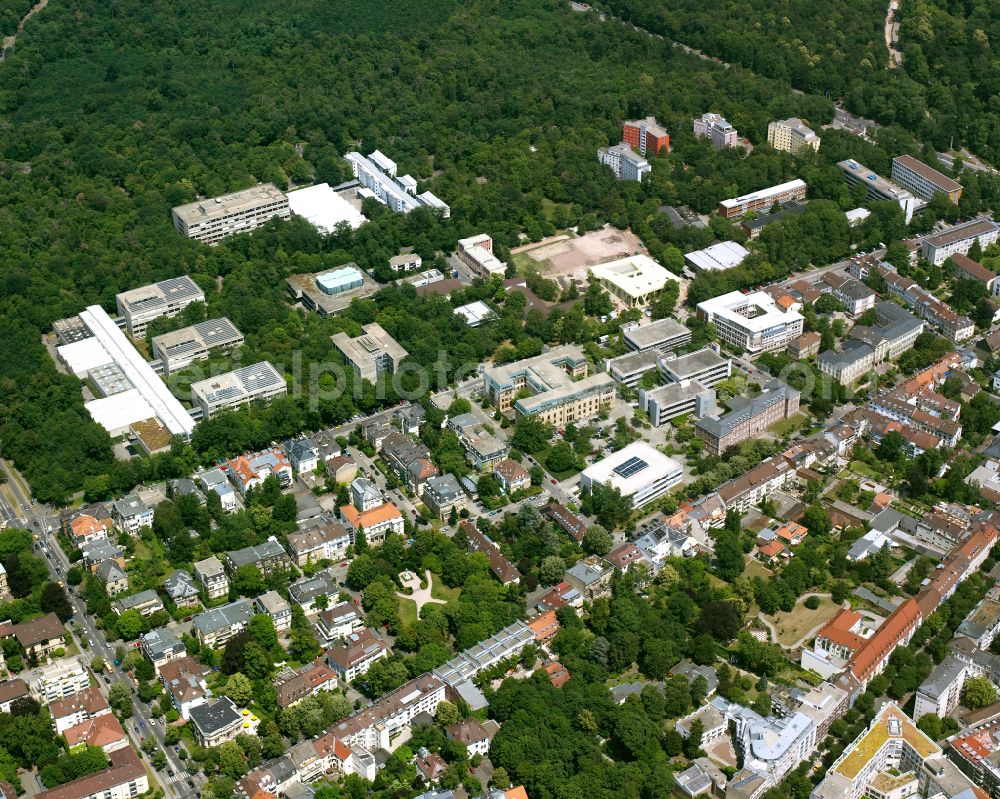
171, 184, 290, 245
332, 323, 408, 384
30, 658, 91, 703
150, 317, 244, 375
920, 218, 1000, 265
190, 361, 287, 418
622, 318, 693, 353
838, 159, 921, 224
891, 155, 962, 203
696, 290, 805, 356
912, 656, 967, 721
717, 179, 808, 219
684, 241, 750, 273
658, 347, 732, 388
579, 441, 683, 508
456, 234, 507, 278
597, 143, 651, 181
115, 275, 206, 339
287, 183, 367, 232
589, 254, 680, 308
344, 150, 450, 217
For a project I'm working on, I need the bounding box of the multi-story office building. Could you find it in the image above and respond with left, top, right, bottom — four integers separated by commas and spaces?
597, 143, 651, 182
920, 218, 1000, 265
483, 344, 614, 424
693, 113, 738, 149
171, 184, 290, 245
607, 349, 664, 390
657, 347, 731, 388
456, 234, 507, 278
623, 116, 670, 156
190, 361, 286, 418
838, 159, 921, 224
695, 380, 800, 455
767, 118, 820, 153
579, 441, 683, 508
696, 290, 804, 356
115, 275, 205, 339
344, 150, 450, 217
717, 179, 808, 218
891, 155, 962, 203
150, 317, 243, 375
622, 318, 692, 352
332, 322, 408, 384
640, 380, 716, 426
589, 254, 679, 308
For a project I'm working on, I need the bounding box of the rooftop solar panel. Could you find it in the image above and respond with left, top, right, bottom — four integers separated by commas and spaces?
612, 456, 648, 479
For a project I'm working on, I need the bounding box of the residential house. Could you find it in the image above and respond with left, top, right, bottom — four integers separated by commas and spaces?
34, 747, 148, 799
112, 495, 153, 535
196, 468, 239, 512
326, 627, 389, 682
64, 714, 128, 754
95, 560, 128, 596
395, 403, 425, 435
0, 679, 28, 713
287, 518, 351, 566
159, 656, 210, 719
407, 458, 440, 497
189, 696, 245, 747
273, 657, 338, 708
164, 570, 200, 609
225, 536, 291, 576
81, 539, 125, 571
256, 590, 292, 632
526, 609, 560, 644
380, 431, 432, 485
193, 556, 229, 600
445, 719, 495, 757
140, 627, 186, 673
315, 602, 365, 644
415, 748, 448, 784
48, 686, 110, 734
226, 449, 292, 496
324, 454, 358, 485
544, 503, 588, 542
460, 520, 521, 585
288, 576, 339, 615
113, 589, 164, 618
422, 474, 468, 520
535, 582, 584, 614
192, 598, 255, 648
284, 437, 320, 474
340, 502, 405, 546
493, 459, 531, 494
350, 477, 383, 511
68, 514, 109, 547
2, 613, 65, 659
564, 556, 613, 601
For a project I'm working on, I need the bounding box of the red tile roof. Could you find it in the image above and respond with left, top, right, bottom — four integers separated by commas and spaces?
849, 598, 921, 681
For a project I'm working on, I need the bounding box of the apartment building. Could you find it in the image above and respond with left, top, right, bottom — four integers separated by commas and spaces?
48, 686, 110, 734
422, 474, 468, 520
579, 441, 683, 508
818, 301, 924, 384
159, 656, 210, 719
172, 183, 290, 245
225, 537, 291, 576
838, 159, 921, 224
921, 218, 1000, 265
287, 519, 351, 566
913, 656, 967, 720
288, 575, 338, 615
820, 272, 878, 317
483, 345, 614, 424
256, 590, 292, 632
140, 627, 186, 673
460, 521, 521, 586
767, 118, 820, 153
693, 112, 738, 149
192, 598, 255, 648
30, 658, 90, 703
332, 322, 408, 384
717, 179, 808, 219
225, 449, 292, 496
623, 116, 670, 155
696, 290, 804, 356
344, 150, 450, 217
193, 556, 229, 600
327, 628, 389, 682
190, 697, 245, 747
35, 747, 148, 799
716, 455, 797, 514
2, 612, 65, 659
456, 234, 507, 278
597, 143, 651, 182
622, 318, 692, 353
150, 317, 244, 375
339, 502, 405, 546
115, 275, 205, 338
111, 495, 152, 534
112, 589, 165, 618
0, 680, 27, 714
891, 155, 962, 203
881, 266, 975, 342
695, 380, 800, 455
274, 658, 338, 708
190, 361, 287, 419
315, 602, 364, 644
949, 253, 996, 290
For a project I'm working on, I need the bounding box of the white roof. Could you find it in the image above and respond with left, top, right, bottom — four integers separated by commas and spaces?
719, 179, 807, 210
581, 441, 682, 499
685, 241, 750, 272
589, 254, 679, 300
454, 301, 494, 326
77, 306, 196, 437
697, 290, 804, 333
85, 389, 158, 433
846, 208, 871, 224
288, 183, 367, 232
58, 337, 113, 377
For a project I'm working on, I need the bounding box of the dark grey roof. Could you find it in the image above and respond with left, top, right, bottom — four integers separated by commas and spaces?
425, 473, 464, 504
226, 538, 287, 568
695, 380, 797, 438
189, 697, 242, 736
141, 627, 184, 659
115, 589, 161, 610
917, 655, 967, 701
192, 598, 255, 636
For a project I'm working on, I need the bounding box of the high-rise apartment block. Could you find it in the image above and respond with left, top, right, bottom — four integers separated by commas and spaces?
115, 276, 205, 339
171, 184, 290, 245
597, 144, 650, 182
623, 116, 670, 156
767, 118, 821, 153
693, 113, 738, 149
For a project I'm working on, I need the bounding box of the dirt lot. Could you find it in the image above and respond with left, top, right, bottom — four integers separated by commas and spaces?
513, 226, 645, 278
765, 595, 840, 647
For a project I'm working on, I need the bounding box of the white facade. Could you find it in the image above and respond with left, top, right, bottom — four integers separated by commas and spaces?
31, 658, 90, 703
697, 290, 805, 355
579, 441, 683, 508
598, 143, 651, 181
190, 361, 287, 418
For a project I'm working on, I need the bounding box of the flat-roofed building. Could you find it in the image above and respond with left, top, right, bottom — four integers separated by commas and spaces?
115, 276, 206, 339
838, 159, 921, 223
684, 241, 750, 273
285, 265, 379, 316
913, 655, 967, 720
579, 441, 683, 508
150, 318, 243, 375
696, 380, 800, 455
287, 182, 367, 232
921, 218, 1000, 265
767, 118, 820, 153
696, 290, 804, 356
597, 143, 651, 182
622, 318, 692, 353
693, 112, 738, 149
658, 347, 731, 388
718, 179, 808, 219
332, 322, 408, 384
190, 361, 286, 418
483, 344, 614, 424
741, 199, 808, 239
640, 379, 716, 426
891, 155, 962, 203
623, 116, 670, 156
456, 234, 507, 278
607, 348, 664, 390
589, 254, 680, 308
344, 150, 450, 218
172, 183, 289, 245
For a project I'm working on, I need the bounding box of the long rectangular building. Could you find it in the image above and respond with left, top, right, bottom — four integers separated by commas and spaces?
695, 380, 800, 455
717, 179, 807, 219
837, 159, 921, 224
35, 747, 149, 799
623, 318, 692, 353
171, 183, 290, 245
891, 155, 962, 203
921, 218, 1000, 265
483, 345, 614, 425
150, 318, 243, 375
190, 361, 286, 419
115, 275, 205, 339
344, 151, 450, 218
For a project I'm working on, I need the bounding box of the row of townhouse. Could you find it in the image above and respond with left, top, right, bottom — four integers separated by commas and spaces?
879, 263, 975, 342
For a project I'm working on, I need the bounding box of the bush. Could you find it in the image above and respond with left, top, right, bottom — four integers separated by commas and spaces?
804, 596, 821, 610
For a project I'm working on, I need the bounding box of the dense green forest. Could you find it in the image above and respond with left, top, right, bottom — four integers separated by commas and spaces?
598, 0, 1000, 163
